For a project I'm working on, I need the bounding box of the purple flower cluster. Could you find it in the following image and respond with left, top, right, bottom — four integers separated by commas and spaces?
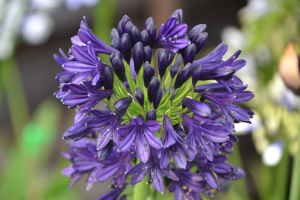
54, 9, 254, 199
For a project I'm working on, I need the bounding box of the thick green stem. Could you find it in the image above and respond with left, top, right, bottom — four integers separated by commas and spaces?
289, 108, 300, 200
133, 160, 149, 200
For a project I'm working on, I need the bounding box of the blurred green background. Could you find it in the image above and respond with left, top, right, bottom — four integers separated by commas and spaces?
0, 0, 299, 199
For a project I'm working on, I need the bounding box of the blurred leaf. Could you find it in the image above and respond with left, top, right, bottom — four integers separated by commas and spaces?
0, 149, 26, 200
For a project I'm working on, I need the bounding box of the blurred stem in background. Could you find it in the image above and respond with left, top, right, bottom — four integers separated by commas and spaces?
0, 55, 32, 199
0, 56, 29, 139
289, 109, 300, 200
94, 0, 119, 64
226, 142, 251, 200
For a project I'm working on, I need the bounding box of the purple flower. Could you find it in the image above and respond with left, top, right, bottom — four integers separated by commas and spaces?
97, 184, 127, 200
158, 115, 196, 168
118, 117, 162, 163
126, 149, 179, 194
202, 86, 254, 125
182, 114, 230, 161
168, 163, 206, 200
153, 17, 190, 52
61, 139, 102, 190
73, 17, 119, 55
62, 138, 132, 190
96, 150, 132, 187
193, 154, 245, 189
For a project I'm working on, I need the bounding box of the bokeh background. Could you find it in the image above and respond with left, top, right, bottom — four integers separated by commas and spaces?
0, 0, 299, 199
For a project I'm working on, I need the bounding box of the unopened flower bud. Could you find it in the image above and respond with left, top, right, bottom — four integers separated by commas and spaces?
110, 28, 120, 40
110, 52, 122, 64
125, 21, 134, 35
192, 32, 207, 53
135, 87, 144, 107
121, 33, 132, 64
121, 15, 132, 33
158, 49, 169, 78
114, 97, 132, 111
145, 17, 155, 29
143, 46, 152, 63
153, 88, 163, 109
148, 77, 160, 103
188, 24, 206, 40
111, 38, 121, 52
146, 24, 156, 47
131, 26, 141, 44
184, 44, 197, 64
175, 63, 192, 89
192, 64, 202, 86
146, 109, 156, 121
103, 66, 113, 90
140, 30, 149, 46
133, 42, 144, 74
143, 62, 155, 88
170, 9, 183, 23
111, 57, 126, 82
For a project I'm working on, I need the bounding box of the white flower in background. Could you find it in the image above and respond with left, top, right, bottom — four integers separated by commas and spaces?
222, 26, 245, 50
262, 140, 284, 166
21, 12, 54, 46
268, 73, 300, 111
0, 0, 25, 60
239, 0, 271, 19
29, 0, 61, 11
64, 0, 100, 11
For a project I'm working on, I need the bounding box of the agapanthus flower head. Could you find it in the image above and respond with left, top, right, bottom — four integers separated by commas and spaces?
55, 9, 254, 200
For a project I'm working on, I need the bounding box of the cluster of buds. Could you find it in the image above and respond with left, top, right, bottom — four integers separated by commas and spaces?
54, 9, 254, 200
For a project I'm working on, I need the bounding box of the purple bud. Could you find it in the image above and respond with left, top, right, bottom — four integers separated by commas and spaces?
114, 97, 132, 111
146, 24, 156, 47
97, 140, 113, 161
145, 17, 155, 29
158, 49, 169, 77
103, 66, 113, 90
192, 64, 202, 86
121, 15, 132, 33
143, 46, 152, 63
117, 20, 123, 36
148, 77, 160, 103
111, 57, 126, 82
192, 32, 207, 53
146, 109, 156, 121
133, 42, 144, 74
188, 24, 206, 40
121, 33, 132, 64
140, 30, 149, 46
170, 9, 183, 23
170, 55, 182, 78
143, 62, 155, 88
134, 87, 144, 107
131, 26, 141, 44
153, 88, 163, 109
200, 66, 236, 80
182, 97, 211, 118
110, 52, 122, 64
184, 44, 197, 64
111, 38, 121, 52
125, 21, 134, 35
174, 63, 192, 89
110, 28, 120, 40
